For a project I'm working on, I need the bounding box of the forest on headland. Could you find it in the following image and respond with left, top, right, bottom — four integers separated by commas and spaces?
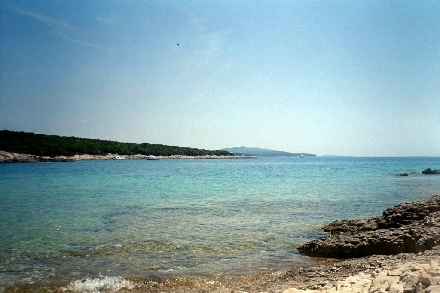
0, 130, 232, 157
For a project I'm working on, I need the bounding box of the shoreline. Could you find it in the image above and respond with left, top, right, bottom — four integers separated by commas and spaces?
0, 151, 256, 163
8, 248, 440, 292
275, 246, 440, 293
278, 194, 440, 293
127, 194, 440, 292
9, 195, 440, 293
2, 152, 439, 293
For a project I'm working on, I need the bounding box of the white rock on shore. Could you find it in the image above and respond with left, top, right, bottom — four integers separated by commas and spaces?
283, 258, 440, 293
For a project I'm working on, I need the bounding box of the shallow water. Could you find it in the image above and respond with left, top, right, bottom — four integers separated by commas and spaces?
1, 156, 440, 292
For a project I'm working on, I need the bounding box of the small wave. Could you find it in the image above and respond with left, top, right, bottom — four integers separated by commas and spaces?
62, 274, 134, 293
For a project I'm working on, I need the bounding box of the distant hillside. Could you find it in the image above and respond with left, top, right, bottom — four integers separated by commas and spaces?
222, 147, 316, 157
0, 130, 232, 157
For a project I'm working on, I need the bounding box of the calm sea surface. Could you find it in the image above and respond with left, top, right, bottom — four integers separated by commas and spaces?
1, 156, 440, 292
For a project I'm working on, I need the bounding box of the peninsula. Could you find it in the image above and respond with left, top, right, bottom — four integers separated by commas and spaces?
0, 130, 237, 162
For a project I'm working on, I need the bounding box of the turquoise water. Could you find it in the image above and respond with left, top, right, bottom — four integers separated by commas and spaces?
1, 156, 440, 292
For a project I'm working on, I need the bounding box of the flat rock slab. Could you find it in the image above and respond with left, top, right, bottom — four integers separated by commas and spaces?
297, 195, 440, 258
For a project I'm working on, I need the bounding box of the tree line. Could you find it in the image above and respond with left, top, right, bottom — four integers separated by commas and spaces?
0, 130, 232, 157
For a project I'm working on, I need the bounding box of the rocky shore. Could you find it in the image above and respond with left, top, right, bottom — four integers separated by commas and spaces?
0, 151, 75, 163
115, 196, 440, 293
297, 195, 440, 258
0, 151, 255, 163
275, 195, 440, 293
111, 245, 440, 293
279, 248, 440, 293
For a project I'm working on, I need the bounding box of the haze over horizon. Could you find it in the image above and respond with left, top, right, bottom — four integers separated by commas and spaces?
1, 1, 439, 157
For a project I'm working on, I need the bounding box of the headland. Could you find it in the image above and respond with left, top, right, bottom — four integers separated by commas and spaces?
0, 130, 235, 160
0, 151, 255, 163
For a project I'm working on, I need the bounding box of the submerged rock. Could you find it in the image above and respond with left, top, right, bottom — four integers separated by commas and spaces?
422, 168, 440, 175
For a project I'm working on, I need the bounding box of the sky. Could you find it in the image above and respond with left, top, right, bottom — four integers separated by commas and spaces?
1, 0, 439, 156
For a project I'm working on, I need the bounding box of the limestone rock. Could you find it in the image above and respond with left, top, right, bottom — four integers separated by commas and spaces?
282, 257, 440, 293
298, 195, 440, 258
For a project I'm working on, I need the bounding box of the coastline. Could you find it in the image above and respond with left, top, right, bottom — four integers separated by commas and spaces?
10, 195, 440, 293
8, 248, 440, 292
2, 153, 440, 292
123, 195, 440, 292
131, 195, 440, 293
0, 151, 256, 163
277, 194, 440, 293
275, 247, 440, 293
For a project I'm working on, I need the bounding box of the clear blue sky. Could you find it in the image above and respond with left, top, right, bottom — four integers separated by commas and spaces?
1, 0, 439, 156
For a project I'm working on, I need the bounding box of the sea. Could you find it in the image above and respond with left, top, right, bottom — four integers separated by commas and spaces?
1, 156, 440, 292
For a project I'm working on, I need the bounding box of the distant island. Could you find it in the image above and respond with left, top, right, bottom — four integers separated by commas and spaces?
0, 130, 232, 158
222, 146, 316, 157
